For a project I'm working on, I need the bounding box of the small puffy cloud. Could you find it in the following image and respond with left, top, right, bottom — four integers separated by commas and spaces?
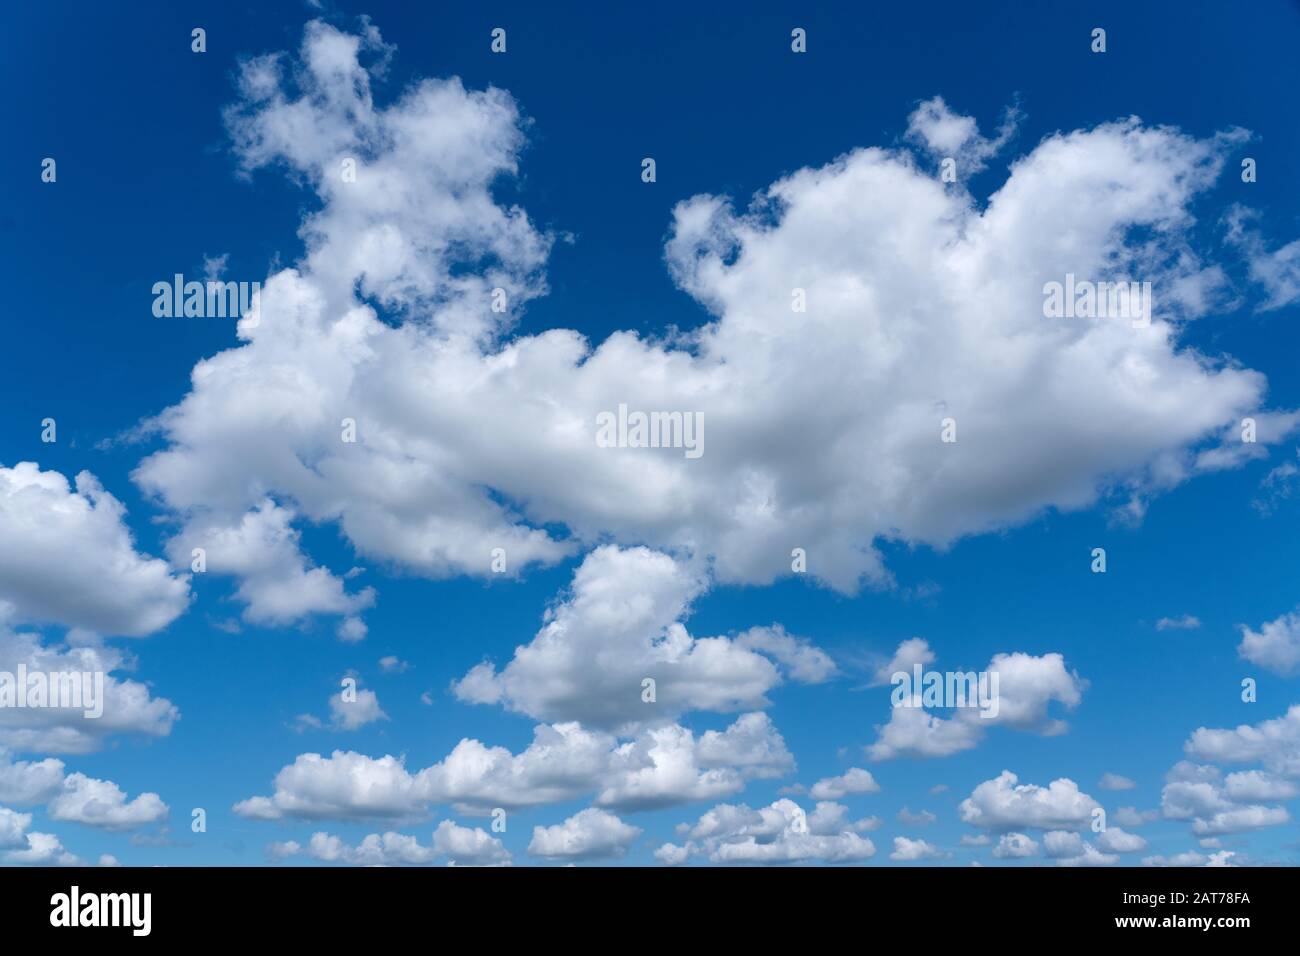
378, 656, 410, 674
1237, 612, 1300, 675
46, 773, 168, 830
1095, 826, 1147, 853
897, 807, 937, 826
809, 768, 879, 800
1156, 614, 1201, 631
1098, 772, 1136, 791
906, 95, 1018, 175
872, 638, 935, 687
959, 771, 1100, 831
867, 650, 1085, 760
889, 836, 947, 861
431, 820, 511, 866
527, 808, 641, 861
329, 683, 388, 731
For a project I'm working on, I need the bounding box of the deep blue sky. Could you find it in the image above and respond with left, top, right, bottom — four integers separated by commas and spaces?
2, 0, 1299, 866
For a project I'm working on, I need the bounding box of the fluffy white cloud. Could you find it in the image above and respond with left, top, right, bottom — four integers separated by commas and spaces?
1184, 706, 1300, 777
866, 643, 1085, 760
329, 683, 387, 730
235, 711, 792, 820
959, 771, 1100, 831
0, 807, 32, 847
808, 767, 879, 800
0, 626, 180, 754
669, 798, 876, 865
1042, 830, 1118, 867
1237, 611, 1300, 675
128, 20, 1291, 632
1159, 761, 1291, 836
2, 831, 81, 866
45, 772, 168, 830
431, 819, 511, 866
234, 750, 431, 821
596, 713, 794, 811
0, 751, 65, 805
271, 820, 509, 866
890, 836, 947, 861
166, 502, 373, 632
527, 808, 640, 861
454, 547, 827, 728
0, 463, 189, 636
991, 832, 1038, 859
906, 95, 1018, 176
1095, 826, 1147, 853
871, 637, 935, 686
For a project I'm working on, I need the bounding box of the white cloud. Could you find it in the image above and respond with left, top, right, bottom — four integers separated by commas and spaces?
235, 711, 792, 820
1184, 706, 1300, 777
871, 637, 935, 686
866, 648, 1085, 760
1237, 612, 1300, 675
0, 807, 32, 847
0, 463, 189, 636
329, 684, 388, 731
668, 798, 876, 865
1098, 772, 1136, 791
1095, 826, 1147, 853
991, 832, 1038, 859
527, 808, 640, 861
1042, 830, 1118, 867
1155, 614, 1201, 631
1224, 204, 1300, 311
273, 820, 509, 866
959, 770, 1100, 831
0, 626, 179, 755
0, 751, 65, 805
453, 547, 822, 728
130, 20, 1290, 630
906, 95, 1019, 175
2, 831, 81, 866
889, 835, 947, 861
46, 773, 168, 830
808, 767, 879, 800
1159, 760, 1291, 836
431, 819, 511, 866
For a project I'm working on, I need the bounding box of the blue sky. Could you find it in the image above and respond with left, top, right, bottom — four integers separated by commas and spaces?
2, 0, 1300, 867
